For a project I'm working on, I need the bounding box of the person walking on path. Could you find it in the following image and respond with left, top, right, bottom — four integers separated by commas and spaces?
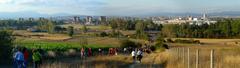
114, 48, 118, 55
13, 48, 25, 68
23, 47, 29, 68
109, 48, 114, 56
131, 49, 137, 63
32, 49, 42, 68
88, 48, 92, 57
137, 49, 143, 63
81, 48, 85, 59
123, 48, 127, 55
98, 48, 102, 56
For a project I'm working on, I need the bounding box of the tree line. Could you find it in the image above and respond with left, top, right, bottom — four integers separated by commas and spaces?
161, 18, 240, 38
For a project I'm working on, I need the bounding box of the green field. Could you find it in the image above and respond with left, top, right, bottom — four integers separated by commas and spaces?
14, 36, 121, 51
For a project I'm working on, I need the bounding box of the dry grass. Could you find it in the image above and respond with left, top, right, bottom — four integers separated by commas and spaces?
167, 47, 240, 68
171, 38, 240, 46
39, 34, 71, 40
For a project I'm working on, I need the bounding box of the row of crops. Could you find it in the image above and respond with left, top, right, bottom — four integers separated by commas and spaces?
15, 40, 116, 52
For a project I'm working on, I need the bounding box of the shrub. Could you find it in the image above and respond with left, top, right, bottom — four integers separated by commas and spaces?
120, 39, 141, 48
0, 30, 15, 64
166, 38, 174, 43
174, 39, 200, 44
99, 32, 108, 37
150, 46, 156, 51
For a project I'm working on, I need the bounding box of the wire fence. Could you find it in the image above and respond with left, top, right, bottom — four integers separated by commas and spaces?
168, 47, 240, 68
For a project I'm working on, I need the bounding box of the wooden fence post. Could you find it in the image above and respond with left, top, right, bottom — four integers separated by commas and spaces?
210, 49, 214, 68
188, 48, 190, 68
183, 48, 185, 63
196, 49, 199, 68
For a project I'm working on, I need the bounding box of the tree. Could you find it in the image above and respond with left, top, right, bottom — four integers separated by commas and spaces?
0, 30, 15, 64
54, 26, 66, 33
135, 21, 149, 40
161, 24, 176, 38
47, 21, 55, 33
67, 26, 74, 37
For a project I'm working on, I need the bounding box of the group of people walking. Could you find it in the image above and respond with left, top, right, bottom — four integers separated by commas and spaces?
80, 48, 93, 58
131, 48, 144, 63
12, 46, 146, 68
80, 47, 119, 58
13, 47, 42, 68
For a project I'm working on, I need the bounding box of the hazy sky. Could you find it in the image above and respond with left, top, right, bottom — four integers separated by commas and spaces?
0, 0, 240, 16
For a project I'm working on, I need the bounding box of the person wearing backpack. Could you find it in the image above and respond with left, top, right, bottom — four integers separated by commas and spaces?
13, 48, 25, 68
131, 48, 137, 63
137, 49, 143, 63
23, 47, 29, 68
32, 49, 42, 68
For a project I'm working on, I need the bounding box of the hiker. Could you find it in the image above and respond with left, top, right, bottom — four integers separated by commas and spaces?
32, 49, 42, 68
108, 48, 113, 56
123, 48, 127, 55
81, 48, 85, 58
137, 49, 143, 63
12, 46, 18, 68
114, 48, 118, 55
131, 48, 137, 63
98, 48, 102, 55
88, 48, 92, 57
13, 48, 25, 68
23, 47, 29, 68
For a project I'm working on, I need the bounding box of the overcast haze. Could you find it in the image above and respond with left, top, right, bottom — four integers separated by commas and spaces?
0, 0, 240, 17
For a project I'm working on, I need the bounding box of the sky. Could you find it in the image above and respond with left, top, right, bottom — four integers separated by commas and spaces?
0, 0, 240, 16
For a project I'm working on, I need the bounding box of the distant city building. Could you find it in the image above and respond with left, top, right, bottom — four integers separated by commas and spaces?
29, 18, 34, 21
85, 16, 93, 25
152, 11, 217, 25
73, 16, 80, 23
19, 18, 24, 21
39, 17, 45, 21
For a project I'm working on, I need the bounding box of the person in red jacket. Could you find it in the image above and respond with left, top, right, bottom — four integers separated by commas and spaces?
23, 47, 29, 68
88, 48, 92, 57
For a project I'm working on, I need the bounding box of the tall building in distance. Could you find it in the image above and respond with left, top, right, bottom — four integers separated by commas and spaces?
29, 18, 34, 21
99, 16, 107, 24
19, 18, 24, 21
73, 16, 80, 23
85, 16, 92, 25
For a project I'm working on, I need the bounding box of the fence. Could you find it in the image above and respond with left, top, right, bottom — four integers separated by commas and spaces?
167, 47, 240, 68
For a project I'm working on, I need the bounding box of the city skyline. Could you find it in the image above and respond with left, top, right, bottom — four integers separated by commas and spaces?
0, 0, 240, 17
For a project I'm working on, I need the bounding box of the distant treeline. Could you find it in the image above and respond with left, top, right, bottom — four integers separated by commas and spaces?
0, 19, 64, 30
161, 18, 240, 38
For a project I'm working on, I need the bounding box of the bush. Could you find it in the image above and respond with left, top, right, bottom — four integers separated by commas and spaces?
166, 38, 174, 43
99, 32, 108, 37
120, 39, 141, 48
174, 39, 200, 44
150, 46, 156, 51
0, 30, 15, 64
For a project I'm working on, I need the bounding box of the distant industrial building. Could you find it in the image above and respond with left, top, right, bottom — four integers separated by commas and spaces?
152, 12, 217, 25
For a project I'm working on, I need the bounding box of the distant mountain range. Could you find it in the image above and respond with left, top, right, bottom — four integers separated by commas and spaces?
0, 11, 73, 18
1, 11, 240, 18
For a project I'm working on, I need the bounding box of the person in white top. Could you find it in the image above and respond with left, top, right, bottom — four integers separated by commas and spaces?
137, 49, 143, 63
131, 49, 137, 63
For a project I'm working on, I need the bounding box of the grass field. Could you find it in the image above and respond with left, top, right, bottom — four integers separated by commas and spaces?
12, 30, 240, 68
60, 24, 111, 30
